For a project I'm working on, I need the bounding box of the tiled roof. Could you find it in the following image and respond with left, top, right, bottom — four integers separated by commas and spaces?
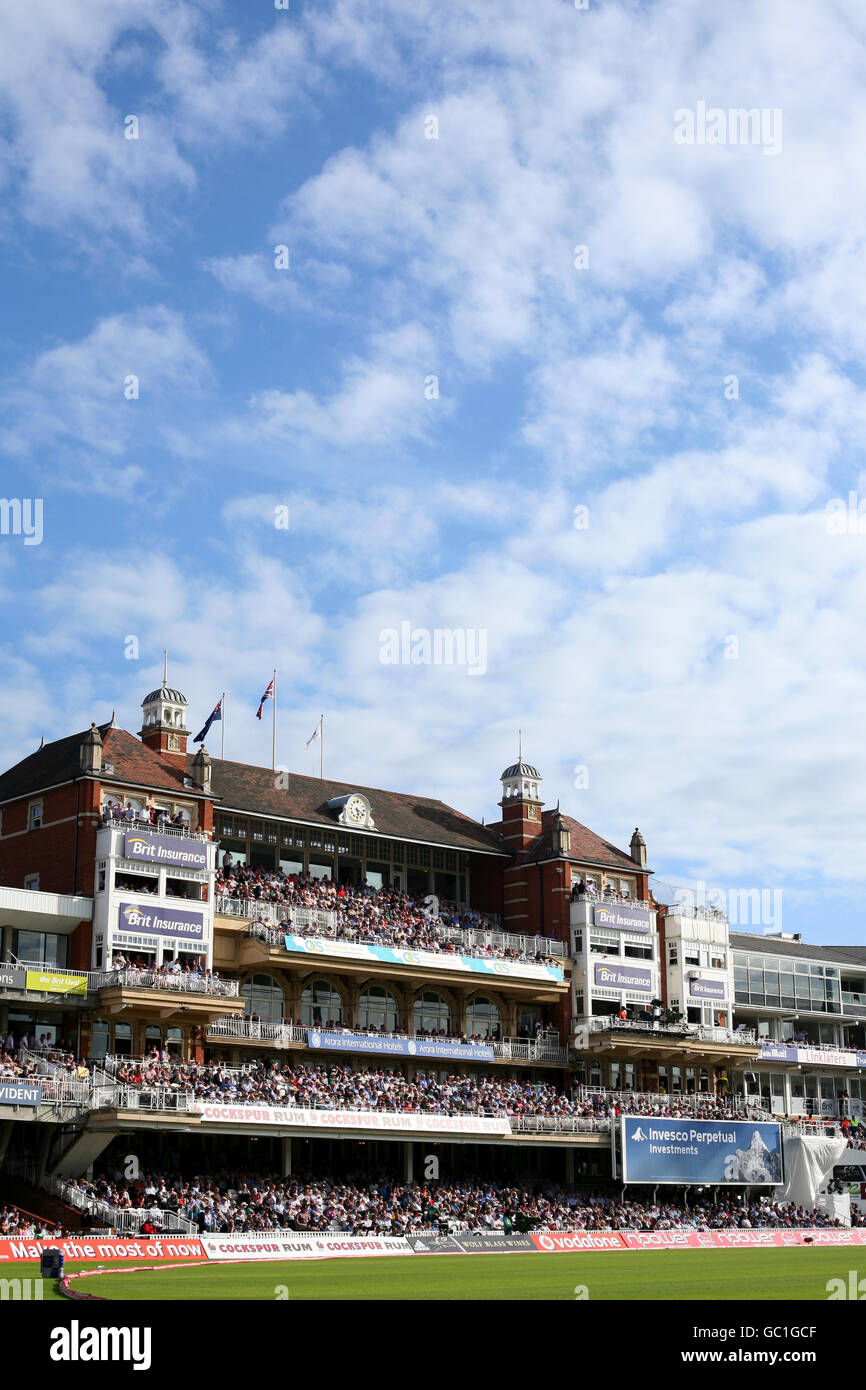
494, 809, 645, 873
200, 757, 510, 856
0, 725, 207, 804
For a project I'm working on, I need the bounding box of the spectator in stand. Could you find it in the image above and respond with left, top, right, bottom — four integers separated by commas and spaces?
54, 1169, 858, 1237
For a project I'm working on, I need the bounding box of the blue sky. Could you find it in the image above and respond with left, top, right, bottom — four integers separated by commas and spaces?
1, 0, 866, 942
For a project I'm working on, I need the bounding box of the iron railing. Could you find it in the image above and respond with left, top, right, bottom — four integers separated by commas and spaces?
93, 968, 238, 998
99, 817, 210, 842
573, 1015, 758, 1046
233, 910, 566, 966
205, 1015, 568, 1063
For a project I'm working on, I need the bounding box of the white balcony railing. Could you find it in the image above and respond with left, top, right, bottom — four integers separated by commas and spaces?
207, 1016, 308, 1046
205, 1015, 568, 1063
0, 961, 238, 1002
510, 1114, 610, 1134
49, 1176, 198, 1235
572, 891, 653, 911
99, 816, 210, 842
573, 1015, 758, 1047
229, 906, 566, 965
574, 1085, 770, 1118
93, 969, 239, 998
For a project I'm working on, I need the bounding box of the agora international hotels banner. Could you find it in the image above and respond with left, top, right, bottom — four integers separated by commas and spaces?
621, 1116, 783, 1185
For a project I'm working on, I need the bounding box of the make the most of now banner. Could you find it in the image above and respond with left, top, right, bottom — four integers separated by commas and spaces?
0, 1237, 207, 1263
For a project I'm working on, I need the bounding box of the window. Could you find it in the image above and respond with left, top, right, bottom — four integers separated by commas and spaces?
29, 802, 43, 830
24, 874, 40, 892
358, 985, 399, 1032
624, 942, 653, 960
242, 973, 285, 1023
668, 944, 678, 965
465, 996, 501, 1038
301, 979, 342, 1026
13, 930, 67, 966
413, 991, 451, 1035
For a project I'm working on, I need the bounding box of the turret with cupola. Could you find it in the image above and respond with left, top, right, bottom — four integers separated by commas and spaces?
140, 658, 190, 765
498, 745, 544, 851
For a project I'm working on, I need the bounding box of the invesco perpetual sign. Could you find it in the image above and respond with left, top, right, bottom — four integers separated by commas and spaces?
123, 831, 208, 870
592, 904, 652, 934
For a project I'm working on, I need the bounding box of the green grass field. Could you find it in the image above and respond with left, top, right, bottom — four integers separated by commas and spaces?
34, 1247, 866, 1301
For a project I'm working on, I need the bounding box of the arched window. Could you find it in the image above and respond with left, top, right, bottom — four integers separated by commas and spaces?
113, 1022, 133, 1056
413, 991, 451, 1035
242, 973, 286, 1023
301, 979, 343, 1026
465, 996, 500, 1038
144, 1024, 161, 1048
358, 984, 399, 1032
91, 1019, 109, 1060
166, 1027, 183, 1058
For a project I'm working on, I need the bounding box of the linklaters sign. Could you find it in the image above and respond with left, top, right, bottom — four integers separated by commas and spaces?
123, 831, 208, 870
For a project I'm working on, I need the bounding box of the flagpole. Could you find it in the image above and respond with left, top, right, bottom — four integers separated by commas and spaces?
272, 670, 277, 772
320, 714, 324, 779
221, 692, 226, 761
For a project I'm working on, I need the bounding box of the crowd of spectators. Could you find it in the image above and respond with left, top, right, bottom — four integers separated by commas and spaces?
101, 801, 189, 829
55, 1168, 861, 1236
104, 1056, 769, 1123
215, 867, 556, 964
106, 954, 224, 991
0, 1204, 66, 1239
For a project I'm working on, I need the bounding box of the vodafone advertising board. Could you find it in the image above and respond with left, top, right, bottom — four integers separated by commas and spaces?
532, 1229, 866, 1253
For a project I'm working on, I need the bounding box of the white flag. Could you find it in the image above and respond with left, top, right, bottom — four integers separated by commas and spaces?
306, 719, 321, 749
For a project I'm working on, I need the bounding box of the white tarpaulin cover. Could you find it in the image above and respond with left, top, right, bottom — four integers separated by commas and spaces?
778, 1134, 848, 1209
